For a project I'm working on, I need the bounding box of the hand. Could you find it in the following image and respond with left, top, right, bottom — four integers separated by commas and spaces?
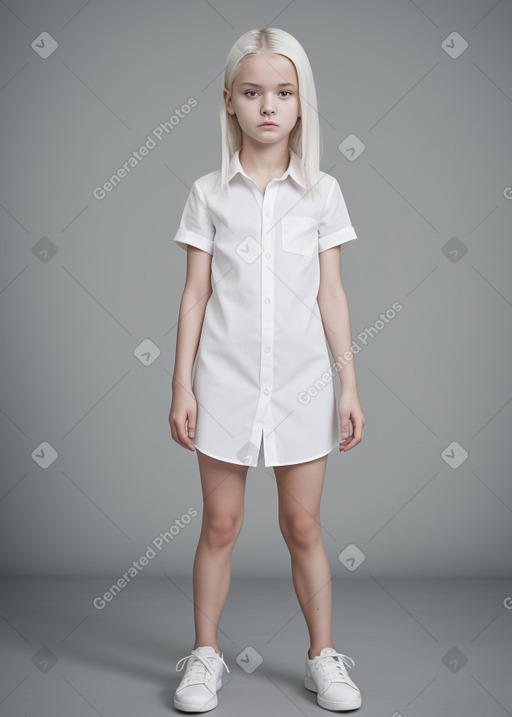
169, 383, 197, 452
338, 386, 365, 453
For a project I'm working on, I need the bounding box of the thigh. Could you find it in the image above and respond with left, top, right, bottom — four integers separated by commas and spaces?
274, 455, 328, 524
196, 449, 248, 520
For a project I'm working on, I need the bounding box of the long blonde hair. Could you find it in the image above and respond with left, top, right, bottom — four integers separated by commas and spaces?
217, 28, 321, 201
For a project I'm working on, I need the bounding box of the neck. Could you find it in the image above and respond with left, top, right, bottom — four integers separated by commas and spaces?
239, 140, 290, 177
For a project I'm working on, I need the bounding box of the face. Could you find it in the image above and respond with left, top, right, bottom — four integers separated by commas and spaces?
223, 52, 301, 147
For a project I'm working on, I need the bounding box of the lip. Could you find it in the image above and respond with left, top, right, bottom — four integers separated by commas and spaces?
258, 122, 278, 127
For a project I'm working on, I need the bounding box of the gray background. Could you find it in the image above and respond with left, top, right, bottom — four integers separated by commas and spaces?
1, 0, 511, 581
2, 3, 512, 716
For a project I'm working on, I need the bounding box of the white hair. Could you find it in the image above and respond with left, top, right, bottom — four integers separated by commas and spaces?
216, 27, 321, 201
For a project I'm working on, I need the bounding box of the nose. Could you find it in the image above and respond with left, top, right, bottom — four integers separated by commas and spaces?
261, 92, 276, 115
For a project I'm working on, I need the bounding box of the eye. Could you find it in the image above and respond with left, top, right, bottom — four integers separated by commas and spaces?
244, 89, 292, 98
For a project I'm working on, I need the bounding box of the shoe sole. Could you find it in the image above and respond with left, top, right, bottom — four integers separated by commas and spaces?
304, 673, 362, 710
174, 695, 217, 712
174, 678, 222, 712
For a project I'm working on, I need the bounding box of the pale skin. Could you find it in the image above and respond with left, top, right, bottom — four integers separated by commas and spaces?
169, 51, 365, 661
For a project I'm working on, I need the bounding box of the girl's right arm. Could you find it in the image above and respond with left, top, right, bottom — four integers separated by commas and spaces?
169, 245, 213, 451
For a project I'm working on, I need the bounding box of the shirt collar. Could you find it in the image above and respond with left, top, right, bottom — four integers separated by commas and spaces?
227, 148, 306, 190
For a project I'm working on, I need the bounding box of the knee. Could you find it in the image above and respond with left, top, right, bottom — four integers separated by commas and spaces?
202, 514, 242, 549
279, 514, 321, 551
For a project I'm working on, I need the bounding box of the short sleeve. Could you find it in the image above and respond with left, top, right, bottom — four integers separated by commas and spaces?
318, 176, 357, 253
173, 180, 215, 254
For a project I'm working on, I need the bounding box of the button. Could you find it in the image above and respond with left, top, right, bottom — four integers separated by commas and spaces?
264, 297, 270, 304
265, 210, 271, 217
265, 252, 271, 259
263, 388, 270, 395
264, 345, 271, 352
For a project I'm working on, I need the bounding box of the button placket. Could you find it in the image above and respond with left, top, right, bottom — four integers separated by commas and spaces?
261, 182, 276, 401
245, 180, 279, 465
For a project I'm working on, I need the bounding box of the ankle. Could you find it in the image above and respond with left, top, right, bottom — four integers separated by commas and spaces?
194, 644, 221, 656
309, 645, 335, 659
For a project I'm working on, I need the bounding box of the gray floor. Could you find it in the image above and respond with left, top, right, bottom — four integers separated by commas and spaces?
0, 577, 511, 716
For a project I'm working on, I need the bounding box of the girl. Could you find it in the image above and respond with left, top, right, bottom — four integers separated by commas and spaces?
169, 27, 365, 713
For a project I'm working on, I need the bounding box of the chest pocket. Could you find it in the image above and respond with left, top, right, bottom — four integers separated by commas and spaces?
281, 216, 318, 258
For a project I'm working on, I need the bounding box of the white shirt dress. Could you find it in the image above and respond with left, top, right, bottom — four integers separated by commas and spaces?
173, 149, 358, 468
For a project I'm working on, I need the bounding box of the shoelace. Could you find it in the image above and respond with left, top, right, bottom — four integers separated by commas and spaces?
175, 650, 230, 685
316, 652, 355, 683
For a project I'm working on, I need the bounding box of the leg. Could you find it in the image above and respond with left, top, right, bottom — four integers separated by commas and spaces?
274, 455, 334, 659
192, 449, 248, 655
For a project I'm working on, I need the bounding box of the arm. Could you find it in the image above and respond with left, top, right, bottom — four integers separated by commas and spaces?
169, 245, 212, 451
317, 245, 365, 451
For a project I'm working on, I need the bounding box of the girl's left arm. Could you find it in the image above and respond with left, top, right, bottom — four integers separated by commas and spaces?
317, 245, 365, 451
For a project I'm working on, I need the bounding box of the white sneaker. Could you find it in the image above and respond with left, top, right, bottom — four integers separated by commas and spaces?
174, 646, 230, 712
305, 647, 362, 711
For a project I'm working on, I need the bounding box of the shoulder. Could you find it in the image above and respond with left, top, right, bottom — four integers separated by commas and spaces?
311, 171, 340, 211
191, 169, 222, 197
318, 170, 340, 193
317, 171, 352, 208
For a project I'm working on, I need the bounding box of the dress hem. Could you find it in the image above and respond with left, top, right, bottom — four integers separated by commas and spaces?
192, 439, 340, 468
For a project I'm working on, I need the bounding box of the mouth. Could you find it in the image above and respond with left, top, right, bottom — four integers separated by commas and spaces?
259, 122, 278, 127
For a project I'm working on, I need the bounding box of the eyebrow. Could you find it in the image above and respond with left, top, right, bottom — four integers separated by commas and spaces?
239, 82, 296, 89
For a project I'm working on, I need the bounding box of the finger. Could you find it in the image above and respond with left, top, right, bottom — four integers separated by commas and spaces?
339, 421, 364, 451
339, 418, 352, 441
339, 423, 361, 453
339, 436, 358, 451
185, 408, 197, 450
172, 416, 195, 451
180, 423, 196, 450
352, 417, 364, 442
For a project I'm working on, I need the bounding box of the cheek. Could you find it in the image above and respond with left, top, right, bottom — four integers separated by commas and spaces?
229, 102, 246, 121
234, 100, 252, 115
286, 99, 300, 116
235, 106, 252, 123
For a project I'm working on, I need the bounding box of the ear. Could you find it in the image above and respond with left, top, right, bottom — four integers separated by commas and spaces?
223, 87, 235, 115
